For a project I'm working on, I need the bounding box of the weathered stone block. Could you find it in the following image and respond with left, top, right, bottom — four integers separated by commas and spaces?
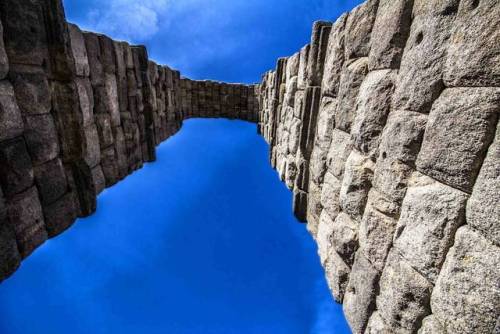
0, 137, 34, 197
343, 252, 380, 334
95, 113, 114, 149
83, 32, 103, 86
377, 110, 427, 164
359, 190, 398, 271
43, 191, 77, 238
98, 35, 116, 74
34, 158, 68, 205
9, 69, 51, 115
325, 247, 351, 303
339, 151, 375, 222
394, 172, 468, 283
331, 212, 359, 266
344, 0, 379, 60
326, 129, 352, 179
297, 44, 310, 90
466, 124, 499, 246
320, 171, 342, 219
444, 0, 500, 87
285, 52, 300, 82
321, 14, 348, 98
0, 81, 24, 141
365, 311, 403, 334
100, 146, 119, 187
368, 0, 413, 70
431, 227, 500, 334
83, 124, 101, 168
317, 210, 334, 266
418, 315, 446, 334
335, 57, 368, 133
372, 157, 413, 203
351, 69, 396, 157
416, 87, 499, 193
91, 165, 105, 195
392, 15, 453, 114
68, 23, 90, 77
75, 78, 94, 127
306, 21, 332, 87
7, 186, 47, 258
24, 114, 60, 165
0, 0, 49, 67
377, 250, 433, 333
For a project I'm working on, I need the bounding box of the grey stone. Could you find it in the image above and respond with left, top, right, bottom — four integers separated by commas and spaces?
0, 137, 34, 197
444, 0, 500, 87
306, 182, 323, 237
34, 158, 68, 205
75, 78, 94, 127
83, 32, 103, 86
0, 186, 20, 282
285, 52, 300, 82
320, 171, 342, 219
412, 0, 460, 16
344, 0, 379, 60
418, 315, 446, 334
23, 114, 60, 165
368, 0, 413, 70
372, 157, 413, 203
431, 227, 500, 334
68, 23, 90, 77
297, 44, 310, 90
306, 21, 332, 87
324, 247, 351, 303
467, 124, 500, 246
394, 172, 468, 283
335, 57, 368, 133
377, 110, 427, 164
343, 252, 380, 334
392, 15, 454, 114
365, 311, 397, 334
317, 210, 334, 266
83, 124, 101, 168
351, 69, 396, 157
91, 165, 106, 195
9, 69, 51, 115
359, 190, 398, 271
331, 212, 359, 266
95, 113, 114, 149
100, 146, 119, 187
339, 151, 375, 222
416, 87, 499, 193
6, 187, 47, 258
43, 191, 77, 238
322, 14, 348, 98
0, 81, 24, 141
377, 250, 433, 333
326, 129, 352, 179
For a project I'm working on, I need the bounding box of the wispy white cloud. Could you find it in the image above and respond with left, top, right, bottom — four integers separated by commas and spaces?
87, 0, 170, 42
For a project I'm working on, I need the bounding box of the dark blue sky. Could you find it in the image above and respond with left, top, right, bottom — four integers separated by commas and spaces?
62, 0, 364, 83
0, 120, 351, 333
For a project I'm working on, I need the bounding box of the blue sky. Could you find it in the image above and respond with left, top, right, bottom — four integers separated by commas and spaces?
63, 0, 364, 83
0, 120, 351, 333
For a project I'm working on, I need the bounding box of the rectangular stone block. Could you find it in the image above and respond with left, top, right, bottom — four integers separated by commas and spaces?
0, 186, 20, 282
343, 252, 380, 334
326, 129, 352, 179
317, 210, 335, 266
321, 14, 348, 98
325, 247, 351, 303
75, 78, 94, 127
7, 186, 47, 258
68, 23, 90, 77
377, 250, 433, 333
0, 137, 34, 197
34, 158, 68, 205
368, 0, 413, 70
83, 32, 103, 86
431, 226, 500, 334
335, 57, 368, 133
331, 212, 359, 267
306, 21, 332, 87
416, 87, 499, 193
91, 165, 105, 195
391, 15, 454, 114
23, 114, 60, 165
43, 191, 77, 238
372, 157, 413, 203
0, 20, 8, 80
320, 171, 342, 219
339, 151, 375, 222
98, 35, 116, 74
297, 44, 310, 90
9, 69, 51, 115
95, 113, 114, 149
0, 81, 24, 141
100, 146, 119, 187
83, 124, 101, 168
344, 0, 378, 60
394, 172, 468, 283
444, 0, 500, 87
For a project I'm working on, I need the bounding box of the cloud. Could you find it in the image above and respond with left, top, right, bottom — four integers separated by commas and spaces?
87, 0, 170, 42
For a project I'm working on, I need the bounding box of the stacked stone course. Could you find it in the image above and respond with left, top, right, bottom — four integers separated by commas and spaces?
258, 0, 499, 333
0, 0, 498, 333
0, 0, 258, 284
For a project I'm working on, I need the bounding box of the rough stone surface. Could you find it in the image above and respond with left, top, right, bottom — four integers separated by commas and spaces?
431, 227, 500, 334
0, 81, 23, 141
344, 0, 379, 60
394, 172, 468, 283
331, 212, 359, 266
416, 87, 499, 193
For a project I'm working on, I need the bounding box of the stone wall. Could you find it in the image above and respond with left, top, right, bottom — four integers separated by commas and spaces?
0, 1, 498, 334
257, 0, 499, 333
0, 0, 258, 283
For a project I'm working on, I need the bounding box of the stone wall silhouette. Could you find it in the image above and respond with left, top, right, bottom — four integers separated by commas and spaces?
257, 0, 499, 333
0, 0, 498, 333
